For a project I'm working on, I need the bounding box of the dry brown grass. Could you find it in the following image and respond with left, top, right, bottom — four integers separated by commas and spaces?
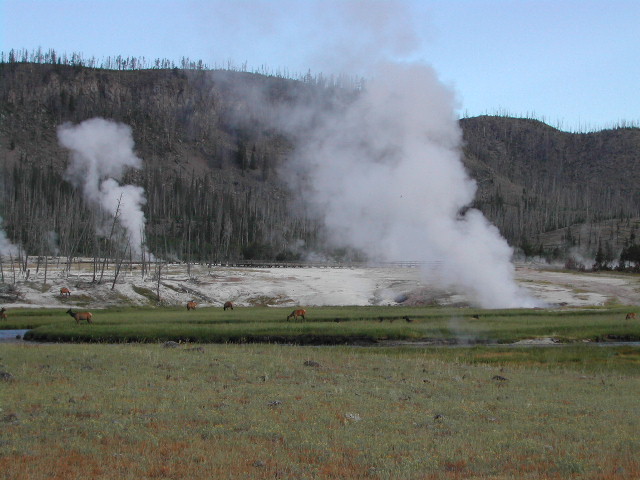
1, 342, 639, 479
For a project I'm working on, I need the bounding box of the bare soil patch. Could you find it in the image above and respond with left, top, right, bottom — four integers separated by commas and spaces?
1, 260, 639, 310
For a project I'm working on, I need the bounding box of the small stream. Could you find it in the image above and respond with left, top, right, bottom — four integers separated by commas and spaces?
0, 329, 30, 342
1, 329, 639, 347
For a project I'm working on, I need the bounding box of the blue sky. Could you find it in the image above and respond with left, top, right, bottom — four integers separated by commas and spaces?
1, 0, 638, 131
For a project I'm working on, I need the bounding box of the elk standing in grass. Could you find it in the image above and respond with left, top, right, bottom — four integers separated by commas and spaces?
0, 307, 6, 320
66, 309, 93, 324
187, 301, 198, 311
60, 287, 71, 297
224, 301, 234, 311
625, 312, 636, 320
287, 309, 306, 321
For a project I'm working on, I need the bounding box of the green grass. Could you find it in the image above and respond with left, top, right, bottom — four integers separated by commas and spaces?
371, 344, 640, 375
5, 305, 640, 345
1, 342, 639, 479
131, 285, 160, 304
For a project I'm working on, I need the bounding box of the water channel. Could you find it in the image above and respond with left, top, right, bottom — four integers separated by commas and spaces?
1, 329, 639, 348
0, 329, 30, 342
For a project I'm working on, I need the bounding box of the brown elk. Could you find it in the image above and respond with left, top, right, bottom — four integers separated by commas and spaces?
60, 287, 71, 297
625, 312, 636, 320
186, 301, 198, 311
287, 309, 306, 321
0, 307, 6, 320
224, 301, 234, 311
66, 309, 93, 324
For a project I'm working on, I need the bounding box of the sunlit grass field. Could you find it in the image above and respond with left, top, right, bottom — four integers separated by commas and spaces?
5, 305, 640, 344
2, 305, 640, 478
1, 341, 639, 479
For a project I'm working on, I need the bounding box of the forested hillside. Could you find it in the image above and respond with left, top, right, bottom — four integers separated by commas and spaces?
1, 58, 639, 264
461, 116, 640, 259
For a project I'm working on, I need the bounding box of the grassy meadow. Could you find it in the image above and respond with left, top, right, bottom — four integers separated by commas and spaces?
2, 305, 640, 478
1, 341, 639, 479
4, 305, 640, 345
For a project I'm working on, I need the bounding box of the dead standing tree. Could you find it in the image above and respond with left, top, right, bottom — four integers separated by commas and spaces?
154, 259, 165, 302
111, 240, 130, 290
98, 196, 123, 285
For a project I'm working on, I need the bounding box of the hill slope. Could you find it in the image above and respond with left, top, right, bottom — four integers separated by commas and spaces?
1, 61, 639, 261
461, 116, 640, 256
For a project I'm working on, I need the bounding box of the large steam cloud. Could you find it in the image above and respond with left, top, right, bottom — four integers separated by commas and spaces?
207, 0, 536, 307
58, 118, 148, 257
282, 62, 537, 308
198, 0, 537, 307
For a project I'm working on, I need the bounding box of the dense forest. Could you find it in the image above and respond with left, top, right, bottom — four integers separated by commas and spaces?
1, 50, 640, 267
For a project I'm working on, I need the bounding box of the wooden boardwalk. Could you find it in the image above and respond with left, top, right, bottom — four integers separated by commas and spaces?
214, 260, 441, 269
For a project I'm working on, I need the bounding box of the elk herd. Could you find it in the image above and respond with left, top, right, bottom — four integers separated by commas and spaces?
187, 301, 307, 322
1, 303, 639, 325
1, 300, 286, 325
1, 285, 638, 327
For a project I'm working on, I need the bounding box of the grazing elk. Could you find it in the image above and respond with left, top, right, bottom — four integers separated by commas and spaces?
625, 312, 636, 320
66, 309, 93, 324
0, 307, 7, 320
60, 287, 71, 297
186, 301, 198, 311
223, 301, 234, 311
287, 309, 306, 321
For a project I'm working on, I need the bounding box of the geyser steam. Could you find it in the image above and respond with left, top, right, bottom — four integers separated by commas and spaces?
0, 217, 19, 256
283, 62, 537, 308
57, 118, 148, 257
204, 0, 539, 308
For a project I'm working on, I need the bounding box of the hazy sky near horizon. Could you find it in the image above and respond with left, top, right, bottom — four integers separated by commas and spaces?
1, 0, 638, 131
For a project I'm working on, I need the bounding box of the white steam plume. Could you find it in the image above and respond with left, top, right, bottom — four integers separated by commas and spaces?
282, 62, 537, 308
202, 0, 538, 308
0, 217, 19, 256
196, 0, 537, 306
57, 118, 148, 257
